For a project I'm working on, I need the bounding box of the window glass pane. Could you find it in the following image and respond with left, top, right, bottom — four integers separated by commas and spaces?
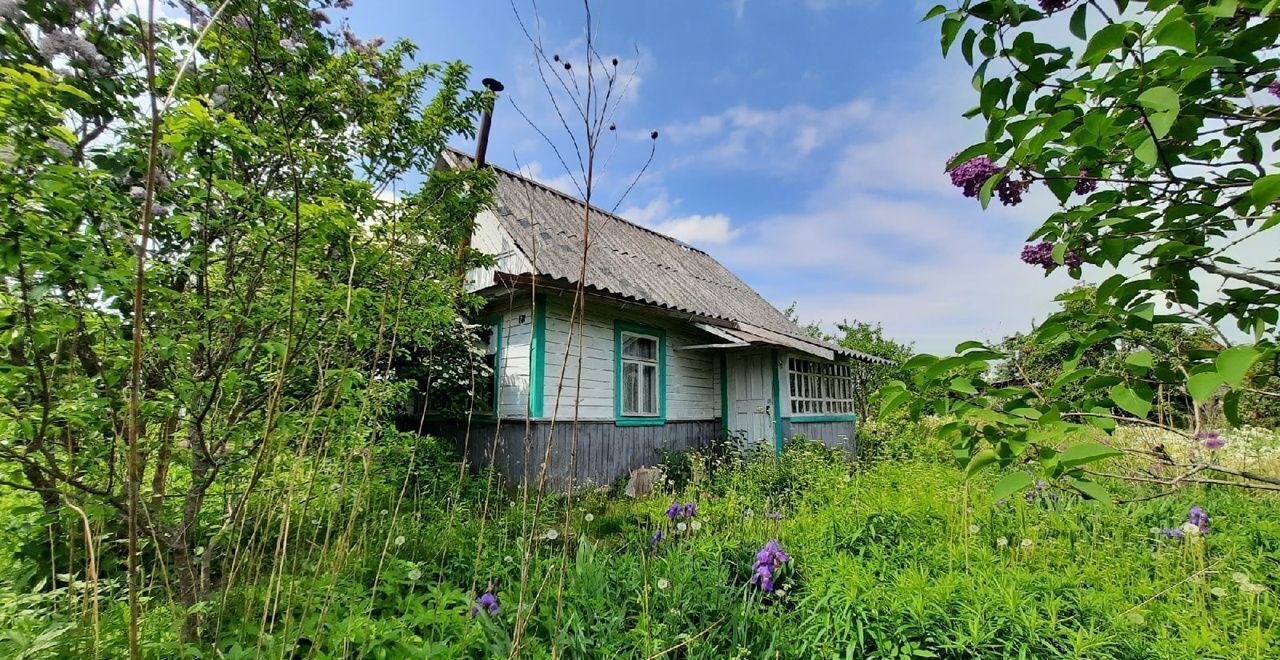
623, 334, 657, 360
623, 362, 639, 414
642, 364, 657, 414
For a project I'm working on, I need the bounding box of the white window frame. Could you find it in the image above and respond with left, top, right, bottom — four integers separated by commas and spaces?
619, 331, 661, 418
787, 357, 855, 418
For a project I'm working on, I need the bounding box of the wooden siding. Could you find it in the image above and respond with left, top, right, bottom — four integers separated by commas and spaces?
465, 209, 534, 292
782, 419, 857, 454
540, 297, 718, 422
443, 419, 718, 489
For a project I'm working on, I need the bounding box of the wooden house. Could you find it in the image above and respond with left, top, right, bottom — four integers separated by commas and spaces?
435, 148, 891, 488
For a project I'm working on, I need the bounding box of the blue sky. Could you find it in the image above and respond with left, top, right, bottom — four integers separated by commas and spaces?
345, 0, 1081, 353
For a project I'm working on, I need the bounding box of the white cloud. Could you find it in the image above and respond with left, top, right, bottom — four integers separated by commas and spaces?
619, 194, 740, 247
661, 99, 874, 171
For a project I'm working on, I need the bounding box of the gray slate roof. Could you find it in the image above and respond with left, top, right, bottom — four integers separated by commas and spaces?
444, 148, 889, 364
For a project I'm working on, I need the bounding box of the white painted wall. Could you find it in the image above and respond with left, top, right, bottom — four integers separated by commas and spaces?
540, 297, 719, 422
466, 210, 533, 292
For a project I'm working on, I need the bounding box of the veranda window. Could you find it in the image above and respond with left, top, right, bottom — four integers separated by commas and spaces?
620, 332, 660, 416
787, 357, 854, 417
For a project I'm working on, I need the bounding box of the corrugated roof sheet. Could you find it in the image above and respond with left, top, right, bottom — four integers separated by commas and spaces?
444, 148, 888, 364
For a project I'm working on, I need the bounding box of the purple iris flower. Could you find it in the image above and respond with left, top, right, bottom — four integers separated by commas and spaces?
750, 539, 790, 592
470, 591, 499, 616
1188, 506, 1210, 534
684, 502, 697, 518
665, 501, 681, 521
650, 530, 664, 546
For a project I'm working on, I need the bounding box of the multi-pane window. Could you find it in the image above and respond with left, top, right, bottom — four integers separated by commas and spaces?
787, 357, 854, 416
620, 332, 660, 416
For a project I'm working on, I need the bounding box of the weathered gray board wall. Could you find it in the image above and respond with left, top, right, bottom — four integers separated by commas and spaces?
438, 420, 718, 490
782, 420, 857, 454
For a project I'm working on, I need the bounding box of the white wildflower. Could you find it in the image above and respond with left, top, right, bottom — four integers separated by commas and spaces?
1241, 581, 1268, 595
676, 522, 687, 532
656, 578, 669, 590
690, 520, 702, 531
503, 555, 513, 563
968, 525, 980, 535
407, 568, 421, 581
543, 528, 559, 541
393, 535, 405, 546
996, 537, 1008, 548
1210, 587, 1227, 597
1020, 538, 1033, 550
584, 513, 594, 522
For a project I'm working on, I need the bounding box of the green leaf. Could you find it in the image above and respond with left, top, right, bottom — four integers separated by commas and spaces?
1250, 174, 1280, 210
949, 377, 978, 395
1134, 136, 1158, 166
1082, 23, 1128, 65
1125, 350, 1153, 368
1187, 371, 1223, 403
922, 4, 947, 21
1067, 477, 1114, 505
1138, 86, 1180, 114
1069, 4, 1088, 40
992, 471, 1034, 500
978, 168, 1005, 209
1109, 383, 1152, 418
1059, 443, 1122, 468
1153, 18, 1196, 53
1223, 389, 1242, 426
1215, 345, 1260, 388
965, 448, 1000, 476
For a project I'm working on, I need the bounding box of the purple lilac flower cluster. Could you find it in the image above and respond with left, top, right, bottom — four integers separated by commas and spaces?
1198, 430, 1225, 451
470, 591, 499, 616
1020, 241, 1083, 270
1039, 0, 1069, 12
749, 539, 789, 592
949, 156, 1027, 206
665, 500, 697, 521
1270, 80, 1280, 99
1074, 170, 1098, 195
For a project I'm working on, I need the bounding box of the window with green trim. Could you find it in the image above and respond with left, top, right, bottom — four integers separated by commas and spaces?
787, 357, 853, 416
473, 319, 501, 415
615, 322, 665, 425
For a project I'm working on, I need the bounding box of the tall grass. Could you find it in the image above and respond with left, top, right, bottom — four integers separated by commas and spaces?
1, 428, 1276, 658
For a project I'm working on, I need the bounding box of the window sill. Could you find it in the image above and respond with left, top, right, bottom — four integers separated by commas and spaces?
788, 414, 856, 423
615, 417, 665, 427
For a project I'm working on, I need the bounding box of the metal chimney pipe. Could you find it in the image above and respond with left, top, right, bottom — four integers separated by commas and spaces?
458, 77, 504, 283
474, 77, 504, 168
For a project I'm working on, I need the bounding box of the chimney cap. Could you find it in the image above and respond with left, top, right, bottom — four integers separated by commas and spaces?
482, 77, 505, 92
